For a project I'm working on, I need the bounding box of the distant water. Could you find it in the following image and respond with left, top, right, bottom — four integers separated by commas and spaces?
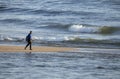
0, 0, 120, 48
0, 51, 120, 79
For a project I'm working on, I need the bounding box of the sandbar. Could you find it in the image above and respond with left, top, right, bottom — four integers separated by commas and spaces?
0, 45, 75, 53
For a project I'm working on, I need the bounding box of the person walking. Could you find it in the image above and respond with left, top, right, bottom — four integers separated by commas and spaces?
25, 31, 32, 50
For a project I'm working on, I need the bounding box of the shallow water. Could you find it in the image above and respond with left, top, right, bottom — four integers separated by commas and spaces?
0, 51, 120, 79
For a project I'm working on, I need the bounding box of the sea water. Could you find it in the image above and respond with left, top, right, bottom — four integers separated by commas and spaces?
0, 0, 120, 48
0, 0, 120, 78
0, 50, 120, 79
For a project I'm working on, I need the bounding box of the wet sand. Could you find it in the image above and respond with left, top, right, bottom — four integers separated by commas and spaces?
0, 45, 75, 52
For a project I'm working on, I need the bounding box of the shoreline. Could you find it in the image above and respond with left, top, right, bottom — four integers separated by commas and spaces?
0, 45, 120, 54
0, 45, 76, 53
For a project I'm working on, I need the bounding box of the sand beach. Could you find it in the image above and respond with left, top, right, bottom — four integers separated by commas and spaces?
0, 45, 75, 52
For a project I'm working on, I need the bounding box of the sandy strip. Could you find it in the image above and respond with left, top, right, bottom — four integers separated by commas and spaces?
0, 45, 76, 53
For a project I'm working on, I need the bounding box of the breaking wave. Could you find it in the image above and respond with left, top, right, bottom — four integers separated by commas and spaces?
68, 25, 120, 34
68, 25, 98, 33
0, 35, 120, 47
38, 23, 120, 34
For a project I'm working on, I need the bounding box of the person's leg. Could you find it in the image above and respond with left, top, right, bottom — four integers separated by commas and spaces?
25, 42, 30, 49
30, 42, 32, 50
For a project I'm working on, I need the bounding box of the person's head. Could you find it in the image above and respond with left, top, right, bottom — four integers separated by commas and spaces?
30, 31, 32, 34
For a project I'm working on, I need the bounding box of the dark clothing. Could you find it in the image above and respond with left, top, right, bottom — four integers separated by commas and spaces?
25, 41, 32, 50
26, 34, 31, 42
25, 33, 32, 50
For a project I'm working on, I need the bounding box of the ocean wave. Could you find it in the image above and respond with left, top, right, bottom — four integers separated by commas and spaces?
37, 23, 120, 34
0, 18, 34, 25
30, 9, 63, 15
0, 35, 62, 42
0, 35, 24, 42
64, 37, 120, 46
0, 35, 120, 46
103, 0, 120, 5
29, 8, 101, 16
69, 25, 120, 34
0, 5, 32, 13
0, 18, 24, 23
0, 4, 7, 9
68, 25, 98, 33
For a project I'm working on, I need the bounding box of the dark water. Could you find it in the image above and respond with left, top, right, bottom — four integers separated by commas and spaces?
0, 0, 120, 48
0, 51, 120, 79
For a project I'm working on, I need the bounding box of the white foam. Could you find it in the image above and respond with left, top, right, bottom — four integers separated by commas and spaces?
4, 37, 13, 41
64, 36, 75, 41
69, 25, 99, 33
32, 36, 40, 40
32, 36, 60, 41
